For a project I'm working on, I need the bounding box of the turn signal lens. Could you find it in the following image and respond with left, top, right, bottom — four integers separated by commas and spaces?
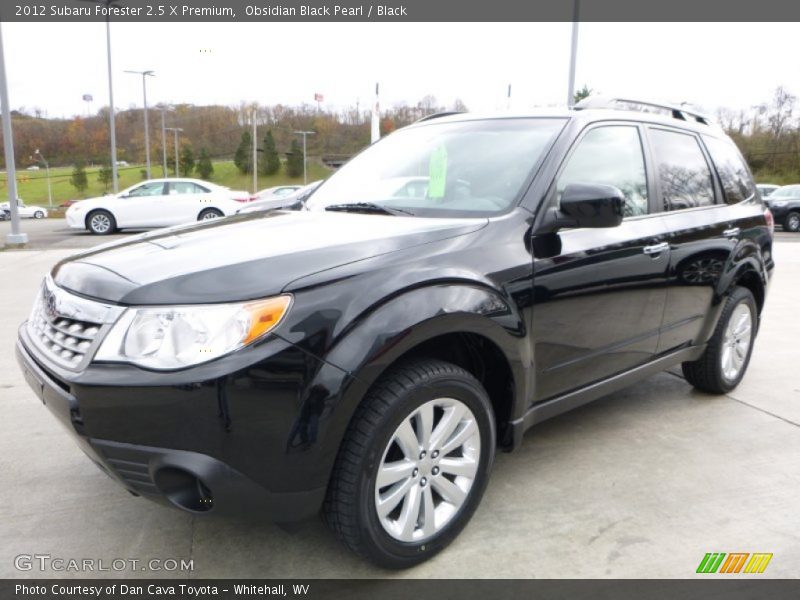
243, 296, 292, 344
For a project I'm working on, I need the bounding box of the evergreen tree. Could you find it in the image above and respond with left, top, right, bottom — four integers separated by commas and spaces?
261, 130, 281, 176
286, 139, 304, 178
197, 148, 214, 180
180, 144, 196, 177
97, 162, 113, 192
70, 161, 89, 195
234, 130, 252, 174
573, 84, 593, 105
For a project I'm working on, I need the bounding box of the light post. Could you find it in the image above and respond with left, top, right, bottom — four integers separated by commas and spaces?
0, 22, 27, 246
80, 0, 120, 191
566, 0, 580, 107
293, 131, 315, 185
124, 70, 155, 179
165, 127, 183, 176
32, 150, 52, 208
161, 107, 168, 176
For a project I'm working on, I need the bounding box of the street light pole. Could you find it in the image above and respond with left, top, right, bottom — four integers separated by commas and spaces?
293, 131, 315, 185
566, 0, 580, 107
0, 22, 27, 246
104, 9, 119, 191
165, 127, 182, 176
124, 70, 155, 179
33, 150, 52, 208
161, 109, 168, 176
252, 110, 258, 194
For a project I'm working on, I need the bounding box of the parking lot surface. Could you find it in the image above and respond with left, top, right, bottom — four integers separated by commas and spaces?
1, 223, 798, 578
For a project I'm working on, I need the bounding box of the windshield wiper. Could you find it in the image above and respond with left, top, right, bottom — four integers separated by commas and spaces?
324, 202, 415, 216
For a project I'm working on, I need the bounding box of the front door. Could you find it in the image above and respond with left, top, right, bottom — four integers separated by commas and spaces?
531, 123, 670, 401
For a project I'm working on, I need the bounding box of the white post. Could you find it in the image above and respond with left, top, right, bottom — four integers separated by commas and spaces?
0, 23, 27, 245
371, 82, 380, 144
252, 109, 258, 194
105, 15, 118, 192
567, 0, 580, 107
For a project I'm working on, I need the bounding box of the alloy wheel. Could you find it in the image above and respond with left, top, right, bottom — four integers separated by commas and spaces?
374, 397, 481, 543
721, 303, 753, 381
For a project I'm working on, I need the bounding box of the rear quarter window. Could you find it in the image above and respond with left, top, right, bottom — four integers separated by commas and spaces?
702, 135, 756, 204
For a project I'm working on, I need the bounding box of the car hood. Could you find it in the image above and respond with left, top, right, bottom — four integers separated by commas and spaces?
52, 210, 487, 304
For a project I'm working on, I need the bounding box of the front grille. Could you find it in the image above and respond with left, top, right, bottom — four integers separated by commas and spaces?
29, 303, 101, 367
25, 277, 124, 370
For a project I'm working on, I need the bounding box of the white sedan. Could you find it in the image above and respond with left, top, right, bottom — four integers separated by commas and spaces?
65, 178, 251, 235
0, 200, 48, 219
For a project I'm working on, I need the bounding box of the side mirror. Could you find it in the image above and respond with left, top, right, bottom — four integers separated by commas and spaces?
558, 183, 624, 229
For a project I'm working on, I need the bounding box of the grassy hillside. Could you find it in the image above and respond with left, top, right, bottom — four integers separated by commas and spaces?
0, 160, 332, 208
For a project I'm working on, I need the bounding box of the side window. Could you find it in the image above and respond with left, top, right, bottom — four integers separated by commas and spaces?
169, 182, 207, 195
649, 128, 715, 211
557, 126, 649, 217
127, 182, 165, 197
702, 136, 756, 204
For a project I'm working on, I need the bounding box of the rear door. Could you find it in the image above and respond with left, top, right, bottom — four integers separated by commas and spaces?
645, 126, 750, 353
531, 123, 671, 401
161, 181, 213, 225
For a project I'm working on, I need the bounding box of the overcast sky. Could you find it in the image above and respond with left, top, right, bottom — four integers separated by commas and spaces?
3, 22, 799, 118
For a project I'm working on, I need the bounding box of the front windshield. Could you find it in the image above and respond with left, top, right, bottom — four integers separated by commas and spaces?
306, 118, 566, 217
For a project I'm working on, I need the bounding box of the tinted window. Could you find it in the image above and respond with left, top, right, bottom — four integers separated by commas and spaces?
703, 136, 756, 204
557, 125, 649, 217
649, 128, 715, 211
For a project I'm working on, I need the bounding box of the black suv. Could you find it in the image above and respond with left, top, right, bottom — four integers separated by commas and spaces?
16, 97, 773, 568
763, 184, 800, 232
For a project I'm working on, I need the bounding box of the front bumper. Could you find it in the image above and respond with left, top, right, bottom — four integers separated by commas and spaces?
65, 209, 86, 229
15, 330, 337, 521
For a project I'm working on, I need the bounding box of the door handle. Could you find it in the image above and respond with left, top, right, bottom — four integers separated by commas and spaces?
643, 242, 669, 255
723, 227, 740, 238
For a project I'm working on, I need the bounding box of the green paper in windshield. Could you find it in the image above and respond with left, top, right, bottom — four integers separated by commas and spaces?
428, 145, 448, 199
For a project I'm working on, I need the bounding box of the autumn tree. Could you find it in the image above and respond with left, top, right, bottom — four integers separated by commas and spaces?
197, 148, 214, 180
70, 161, 89, 195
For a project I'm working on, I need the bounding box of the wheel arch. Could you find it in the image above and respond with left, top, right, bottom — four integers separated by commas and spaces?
319, 284, 531, 453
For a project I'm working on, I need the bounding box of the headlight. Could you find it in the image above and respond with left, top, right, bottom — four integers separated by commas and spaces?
95, 295, 291, 370
772, 200, 788, 207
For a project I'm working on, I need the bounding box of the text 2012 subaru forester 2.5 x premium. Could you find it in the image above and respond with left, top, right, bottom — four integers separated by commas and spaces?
16, 97, 773, 568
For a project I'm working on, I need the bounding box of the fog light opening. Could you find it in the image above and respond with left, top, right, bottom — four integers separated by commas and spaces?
154, 467, 214, 513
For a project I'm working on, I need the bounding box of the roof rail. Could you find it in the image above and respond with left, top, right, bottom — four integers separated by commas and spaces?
415, 111, 465, 124
574, 96, 713, 126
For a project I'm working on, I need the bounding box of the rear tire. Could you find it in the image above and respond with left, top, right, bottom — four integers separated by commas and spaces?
33, 210, 44, 219
682, 287, 757, 394
784, 211, 800, 232
86, 210, 116, 235
323, 359, 495, 569
198, 208, 223, 221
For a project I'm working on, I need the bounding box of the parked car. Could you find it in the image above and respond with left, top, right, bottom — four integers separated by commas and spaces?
26, 165, 40, 171
16, 98, 773, 568
763, 184, 800, 232
756, 183, 780, 198
0, 200, 48, 218
65, 178, 251, 234
237, 181, 322, 214
255, 185, 302, 200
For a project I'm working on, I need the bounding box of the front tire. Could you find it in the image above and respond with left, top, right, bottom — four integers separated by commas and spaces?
86, 210, 116, 235
33, 210, 44, 219
324, 359, 495, 569
682, 286, 757, 394
784, 211, 800, 232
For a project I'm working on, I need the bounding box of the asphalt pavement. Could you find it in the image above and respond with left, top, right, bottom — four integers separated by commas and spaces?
0, 220, 798, 578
